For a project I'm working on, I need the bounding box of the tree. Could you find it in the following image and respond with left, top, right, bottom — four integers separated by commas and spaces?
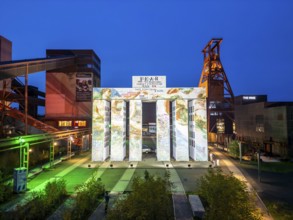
69, 177, 105, 219
197, 168, 261, 220
228, 140, 240, 158
0, 171, 12, 203
107, 170, 173, 220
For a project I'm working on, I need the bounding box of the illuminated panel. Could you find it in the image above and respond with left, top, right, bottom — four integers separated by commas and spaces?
92, 100, 110, 161
93, 87, 206, 100
216, 118, 225, 133
111, 100, 126, 161
172, 100, 189, 161
189, 99, 208, 161
156, 100, 170, 161
129, 100, 142, 161
74, 120, 87, 127
58, 120, 72, 127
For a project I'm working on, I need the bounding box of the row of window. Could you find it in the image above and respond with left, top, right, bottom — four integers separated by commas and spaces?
58, 120, 87, 127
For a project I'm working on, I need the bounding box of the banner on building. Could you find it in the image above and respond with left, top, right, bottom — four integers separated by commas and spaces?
76, 73, 92, 102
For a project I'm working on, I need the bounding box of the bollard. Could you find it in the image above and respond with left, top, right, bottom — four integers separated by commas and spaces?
216, 159, 220, 167
209, 153, 214, 161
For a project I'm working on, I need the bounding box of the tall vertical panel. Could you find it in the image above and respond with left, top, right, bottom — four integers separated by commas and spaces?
104, 101, 110, 160
156, 100, 170, 161
111, 100, 126, 161
92, 100, 110, 161
173, 100, 189, 161
193, 99, 208, 161
123, 102, 126, 158
172, 102, 176, 159
129, 100, 142, 161
188, 101, 195, 160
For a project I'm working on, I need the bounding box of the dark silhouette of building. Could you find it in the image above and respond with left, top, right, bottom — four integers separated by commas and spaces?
0, 35, 12, 62
235, 95, 293, 157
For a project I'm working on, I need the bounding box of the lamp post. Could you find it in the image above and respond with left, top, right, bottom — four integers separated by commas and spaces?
257, 148, 261, 182
68, 136, 72, 159
238, 141, 242, 163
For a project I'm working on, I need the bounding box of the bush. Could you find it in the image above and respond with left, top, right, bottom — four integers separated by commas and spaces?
67, 177, 105, 220
14, 178, 67, 219
0, 173, 12, 204
228, 140, 240, 158
107, 170, 173, 220
197, 168, 261, 220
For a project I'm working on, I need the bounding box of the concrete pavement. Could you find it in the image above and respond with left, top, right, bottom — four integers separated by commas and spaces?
88, 162, 138, 220
88, 160, 197, 220
165, 162, 193, 220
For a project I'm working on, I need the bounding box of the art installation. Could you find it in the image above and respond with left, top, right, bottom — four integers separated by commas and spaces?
92, 86, 208, 162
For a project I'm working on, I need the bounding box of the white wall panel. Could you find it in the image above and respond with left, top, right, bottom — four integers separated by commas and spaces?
173, 100, 189, 161
156, 100, 170, 161
129, 100, 142, 161
111, 100, 126, 161
193, 99, 208, 161
92, 100, 110, 161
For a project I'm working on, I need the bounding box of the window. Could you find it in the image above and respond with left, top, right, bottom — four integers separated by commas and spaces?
290, 111, 293, 121
74, 120, 87, 127
58, 121, 72, 127
216, 118, 225, 133
255, 115, 264, 132
277, 114, 283, 120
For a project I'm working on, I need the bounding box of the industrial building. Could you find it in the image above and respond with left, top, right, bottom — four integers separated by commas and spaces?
44, 49, 101, 132
235, 95, 293, 157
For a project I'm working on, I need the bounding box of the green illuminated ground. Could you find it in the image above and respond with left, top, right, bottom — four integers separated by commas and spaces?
27, 152, 209, 195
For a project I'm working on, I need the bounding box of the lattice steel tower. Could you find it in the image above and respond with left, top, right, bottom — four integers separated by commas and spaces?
199, 39, 234, 142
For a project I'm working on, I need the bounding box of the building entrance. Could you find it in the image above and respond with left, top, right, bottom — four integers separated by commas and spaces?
142, 102, 156, 159
92, 87, 208, 162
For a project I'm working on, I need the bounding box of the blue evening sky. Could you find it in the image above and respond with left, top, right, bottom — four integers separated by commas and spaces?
1, 0, 293, 101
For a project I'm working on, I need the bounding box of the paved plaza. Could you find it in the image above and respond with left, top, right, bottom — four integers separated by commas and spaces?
1, 148, 278, 219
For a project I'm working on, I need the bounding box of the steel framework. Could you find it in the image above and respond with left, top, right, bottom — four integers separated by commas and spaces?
0, 128, 90, 176
199, 38, 234, 136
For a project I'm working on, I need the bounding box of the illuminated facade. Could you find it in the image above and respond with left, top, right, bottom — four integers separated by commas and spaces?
198, 39, 234, 143
92, 87, 208, 162
44, 50, 100, 130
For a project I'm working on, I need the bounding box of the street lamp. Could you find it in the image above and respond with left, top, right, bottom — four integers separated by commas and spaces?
257, 149, 261, 182
238, 141, 242, 163
68, 136, 73, 159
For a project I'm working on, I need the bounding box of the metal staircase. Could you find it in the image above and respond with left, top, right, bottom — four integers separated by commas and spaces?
0, 103, 58, 133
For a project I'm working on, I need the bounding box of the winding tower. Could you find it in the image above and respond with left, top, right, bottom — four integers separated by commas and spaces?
199, 38, 234, 143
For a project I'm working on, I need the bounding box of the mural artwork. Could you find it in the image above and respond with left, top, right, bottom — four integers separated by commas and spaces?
92, 87, 208, 162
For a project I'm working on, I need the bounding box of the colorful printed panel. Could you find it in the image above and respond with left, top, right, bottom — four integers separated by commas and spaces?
93, 87, 206, 101
173, 99, 189, 161
192, 99, 208, 161
92, 100, 110, 161
129, 100, 142, 161
156, 100, 170, 161
111, 100, 126, 161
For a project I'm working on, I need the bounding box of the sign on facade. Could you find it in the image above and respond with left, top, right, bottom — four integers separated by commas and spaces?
76, 72, 92, 102
132, 76, 166, 88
